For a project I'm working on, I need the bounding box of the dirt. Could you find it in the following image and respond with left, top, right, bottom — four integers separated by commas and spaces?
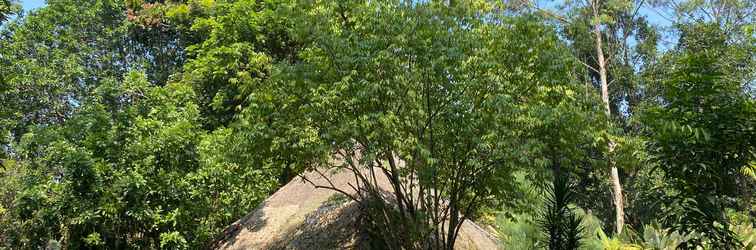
215, 168, 501, 250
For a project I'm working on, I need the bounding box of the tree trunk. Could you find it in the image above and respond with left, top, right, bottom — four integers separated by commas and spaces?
592, 0, 625, 235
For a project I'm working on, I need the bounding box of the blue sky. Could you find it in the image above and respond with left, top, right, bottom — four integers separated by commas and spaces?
20, 0, 46, 12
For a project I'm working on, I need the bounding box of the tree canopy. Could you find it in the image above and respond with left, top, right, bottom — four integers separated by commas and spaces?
1, 0, 754, 249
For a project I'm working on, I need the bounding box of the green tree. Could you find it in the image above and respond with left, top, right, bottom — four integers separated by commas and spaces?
2, 71, 279, 249
273, 1, 607, 248
0, 0, 189, 156
174, 0, 296, 129
0, 0, 284, 248
642, 23, 755, 248
0, 0, 19, 24
526, 0, 669, 235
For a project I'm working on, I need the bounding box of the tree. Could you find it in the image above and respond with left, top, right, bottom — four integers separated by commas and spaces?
0, 1, 285, 248
292, 2, 522, 247
0, 0, 189, 157
2, 0, 753, 249
173, 0, 296, 129
1, 71, 280, 249
0, 0, 19, 24
642, 23, 755, 248
527, 0, 670, 235
648, 0, 756, 96
523, 0, 647, 234
649, 0, 755, 36
587, 0, 628, 234
270, 1, 606, 248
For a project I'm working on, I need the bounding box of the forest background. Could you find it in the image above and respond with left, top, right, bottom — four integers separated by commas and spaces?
0, 0, 754, 249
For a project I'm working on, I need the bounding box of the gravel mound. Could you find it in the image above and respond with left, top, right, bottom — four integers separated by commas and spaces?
215, 168, 500, 250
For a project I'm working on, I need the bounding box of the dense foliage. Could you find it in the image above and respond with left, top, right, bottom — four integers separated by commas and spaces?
1, 0, 753, 249
642, 23, 756, 249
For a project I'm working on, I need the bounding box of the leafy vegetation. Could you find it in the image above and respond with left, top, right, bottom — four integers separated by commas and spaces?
642, 22, 755, 249
538, 173, 584, 250
1, 0, 754, 249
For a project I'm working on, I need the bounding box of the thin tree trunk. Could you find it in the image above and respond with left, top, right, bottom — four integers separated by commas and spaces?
591, 0, 625, 235
446, 202, 459, 250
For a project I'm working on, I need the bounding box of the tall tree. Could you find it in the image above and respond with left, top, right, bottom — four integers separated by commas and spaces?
587, 0, 627, 234
522, 0, 654, 234
275, 1, 608, 248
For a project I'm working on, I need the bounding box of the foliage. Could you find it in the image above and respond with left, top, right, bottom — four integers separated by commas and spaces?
641, 22, 756, 248
732, 221, 756, 250
294, 1, 526, 247
589, 227, 642, 250
0, 0, 19, 24
538, 173, 584, 250
0, 0, 188, 159
498, 212, 542, 250
1, 0, 293, 248
495, 171, 546, 249
176, 0, 295, 129
500, 204, 700, 250
1, 0, 754, 249
532, 0, 661, 235
1, 71, 279, 249
279, 0, 613, 248
640, 224, 694, 250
